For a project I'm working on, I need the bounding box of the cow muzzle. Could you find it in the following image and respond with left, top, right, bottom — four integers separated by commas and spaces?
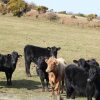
87, 78, 91, 82
46, 69, 50, 73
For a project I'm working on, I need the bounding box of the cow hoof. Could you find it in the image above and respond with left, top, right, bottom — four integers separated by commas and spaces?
57, 95, 61, 100
45, 88, 49, 92
50, 94, 54, 97
27, 74, 32, 77
42, 89, 45, 92
61, 91, 63, 94
7, 83, 12, 86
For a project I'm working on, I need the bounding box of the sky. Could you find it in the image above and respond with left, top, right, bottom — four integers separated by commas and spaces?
24, 0, 100, 15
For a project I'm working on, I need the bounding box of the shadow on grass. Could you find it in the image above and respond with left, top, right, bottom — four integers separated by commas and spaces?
0, 79, 41, 90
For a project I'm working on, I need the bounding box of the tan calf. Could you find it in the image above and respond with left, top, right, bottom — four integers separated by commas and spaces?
45, 57, 66, 95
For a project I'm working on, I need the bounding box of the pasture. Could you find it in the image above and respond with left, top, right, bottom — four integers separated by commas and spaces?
0, 14, 99, 100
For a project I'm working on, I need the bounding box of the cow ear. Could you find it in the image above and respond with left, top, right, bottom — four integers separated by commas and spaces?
73, 60, 78, 63
45, 59, 48, 63
57, 47, 61, 51
55, 60, 59, 65
7, 54, 11, 57
18, 55, 22, 58
47, 47, 51, 50
86, 60, 90, 62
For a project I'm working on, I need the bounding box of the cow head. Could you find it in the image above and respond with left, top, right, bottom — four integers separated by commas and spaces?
87, 65, 97, 83
87, 59, 99, 83
11, 51, 22, 65
73, 58, 90, 71
45, 57, 59, 73
37, 56, 47, 70
86, 59, 99, 67
49, 46, 61, 58
73, 58, 86, 67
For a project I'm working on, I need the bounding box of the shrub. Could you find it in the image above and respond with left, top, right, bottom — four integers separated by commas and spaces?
87, 17, 93, 21
67, 12, 73, 15
46, 12, 59, 21
87, 14, 97, 21
71, 15, 76, 19
36, 6, 48, 14
58, 11, 66, 14
7, 0, 26, 16
75, 13, 86, 17
0, 3, 7, 14
2, 0, 9, 4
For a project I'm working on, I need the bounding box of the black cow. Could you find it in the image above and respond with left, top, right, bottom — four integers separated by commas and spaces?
64, 64, 94, 100
24, 45, 61, 77
87, 61, 100, 100
0, 51, 21, 85
36, 56, 49, 92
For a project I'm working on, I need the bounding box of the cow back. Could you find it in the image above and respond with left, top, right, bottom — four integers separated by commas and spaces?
65, 64, 89, 95
24, 45, 51, 64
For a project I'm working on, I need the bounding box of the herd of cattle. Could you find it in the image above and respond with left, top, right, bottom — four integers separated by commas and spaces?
0, 44, 100, 100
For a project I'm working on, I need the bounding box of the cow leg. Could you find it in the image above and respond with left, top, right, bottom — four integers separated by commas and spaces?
49, 81, 55, 95
95, 90, 100, 100
45, 78, 49, 92
40, 77, 45, 92
86, 82, 94, 100
36, 67, 39, 76
96, 94, 100, 100
25, 61, 31, 77
87, 96, 92, 100
51, 86, 55, 95
65, 80, 74, 99
87, 91, 93, 100
9, 72, 13, 85
5, 72, 12, 85
61, 79, 64, 94
71, 91, 75, 100
55, 81, 60, 95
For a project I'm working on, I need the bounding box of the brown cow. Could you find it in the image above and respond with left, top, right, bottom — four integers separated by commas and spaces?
45, 57, 66, 95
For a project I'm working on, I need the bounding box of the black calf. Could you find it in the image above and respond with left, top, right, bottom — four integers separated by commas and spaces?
0, 51, 21, 85
36, 56, 49, 91
87, 61, 100, 100
64, 64, 94, 100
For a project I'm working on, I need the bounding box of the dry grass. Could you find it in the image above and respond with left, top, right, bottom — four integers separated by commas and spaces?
0, 14, 99, 100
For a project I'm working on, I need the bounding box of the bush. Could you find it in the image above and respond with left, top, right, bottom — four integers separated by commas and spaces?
2, 10, 6, 15
7, 0, 26, 16
75, 13, 86, 17
87, 17, 93, 21
36, 6, 48, 14
67, 12, 73, 15
0, 3, 7, 14
58, 11, 66, 14
87, 14, 97, 21
71, 15, 76, 19
46, 12, 59, 21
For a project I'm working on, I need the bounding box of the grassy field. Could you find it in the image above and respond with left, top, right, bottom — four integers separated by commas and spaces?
0, 14, 100, 100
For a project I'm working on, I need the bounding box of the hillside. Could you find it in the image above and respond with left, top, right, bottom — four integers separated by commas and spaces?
25, 10, 100, 29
